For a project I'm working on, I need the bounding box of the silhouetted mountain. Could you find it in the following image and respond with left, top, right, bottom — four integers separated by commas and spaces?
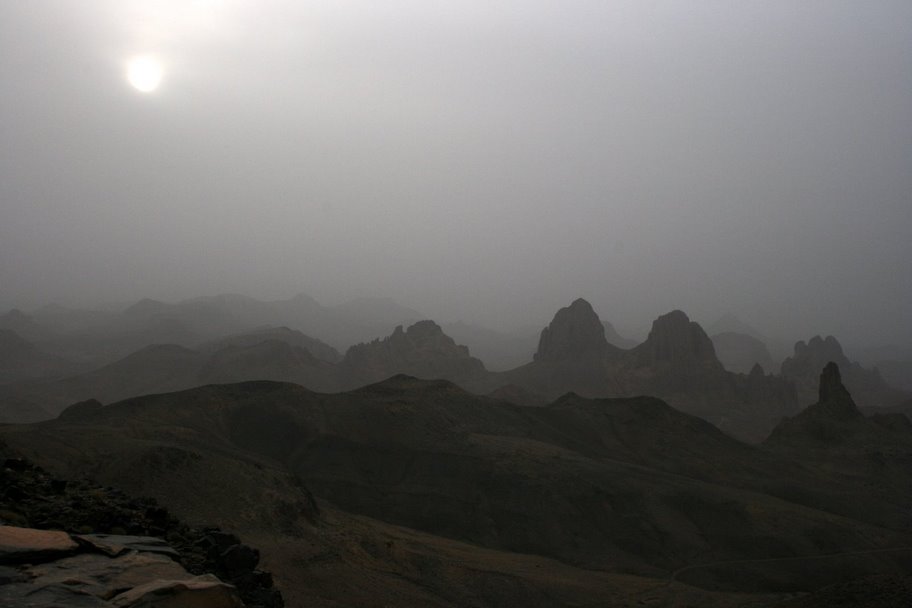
198, 339, 338, 392
615, 311, 797, 440
707, 313, 765, 340
501, 300, 621, 399
781, 335, 908, 409
122, 292, 423, 351
711, 331, 776, 374
199, 325, 342, 363
0, 329, 80, 384
767, 362, 912, 448
629, 309, 720, 370
45, 344, 202, 407
340, 320, 486, 388
496, 302, 797, 441
534, 298, 618, 362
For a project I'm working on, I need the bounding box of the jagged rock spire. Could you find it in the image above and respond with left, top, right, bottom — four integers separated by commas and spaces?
818, 361, 851, 403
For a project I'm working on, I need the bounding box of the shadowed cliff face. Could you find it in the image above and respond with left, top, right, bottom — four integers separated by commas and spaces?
818, 361, 853, 406
631, 310, 721, 370
534, 299, 616, 362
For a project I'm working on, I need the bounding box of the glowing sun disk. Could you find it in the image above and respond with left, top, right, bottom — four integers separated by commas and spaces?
127, 56, 164, 92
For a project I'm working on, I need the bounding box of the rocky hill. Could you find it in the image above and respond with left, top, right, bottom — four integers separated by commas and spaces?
0, 451, 283, 607
2, 375, 910, 605
495, 302, 798, 442
339, 320, 487, 388
781, 335, 908, 409
767, 362, 912, 449
500, 299, 623, 398
0, 329, 79, 384
199, 326, 342, 364
534, 298, 619, 362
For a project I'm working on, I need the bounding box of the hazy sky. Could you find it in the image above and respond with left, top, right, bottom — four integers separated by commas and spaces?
2, 1, 910, 346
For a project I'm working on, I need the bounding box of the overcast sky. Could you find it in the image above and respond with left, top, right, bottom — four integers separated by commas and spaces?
1, 1, 910, 347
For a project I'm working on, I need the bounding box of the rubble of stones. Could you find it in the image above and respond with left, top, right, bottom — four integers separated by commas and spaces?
0, 455, 283, 607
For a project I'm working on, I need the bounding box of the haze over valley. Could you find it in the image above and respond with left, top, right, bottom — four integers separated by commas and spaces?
2, 2, 911, 607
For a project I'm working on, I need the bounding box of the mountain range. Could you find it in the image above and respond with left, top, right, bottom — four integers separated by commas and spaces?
3, 296, 908, 445
1, 362, 909, 606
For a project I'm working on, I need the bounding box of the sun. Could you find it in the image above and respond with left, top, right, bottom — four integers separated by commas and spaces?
126, 55, 164, 93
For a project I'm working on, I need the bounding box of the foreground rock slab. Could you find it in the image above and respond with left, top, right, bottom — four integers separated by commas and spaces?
0, 526, 78, 565
0, 525, 247, 607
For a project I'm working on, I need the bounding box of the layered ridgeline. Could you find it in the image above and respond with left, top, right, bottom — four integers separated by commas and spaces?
781, 335, 907, 410
500, 300, 797, 441
2, 365, 910, 606
0, 294, 421, 374
4, 297, 907, 445
0, 329, 83, 385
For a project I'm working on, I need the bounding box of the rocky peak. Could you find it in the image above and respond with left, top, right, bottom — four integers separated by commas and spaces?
819, 361, 850, 403
779, 334, 904, 410
342, 320, 485, 386
534, 298, 610, 362
406, 319, 445, 340
632, 310, 719, 367
794, 335, 846, 363
765, 362, 866, 446
123, 298, 168, 317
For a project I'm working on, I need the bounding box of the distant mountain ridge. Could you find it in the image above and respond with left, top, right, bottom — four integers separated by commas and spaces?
781, 335, 907, 409
2, 298, 805, 443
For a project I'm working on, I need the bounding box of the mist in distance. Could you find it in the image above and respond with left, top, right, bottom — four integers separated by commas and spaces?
2, 1, 910, 349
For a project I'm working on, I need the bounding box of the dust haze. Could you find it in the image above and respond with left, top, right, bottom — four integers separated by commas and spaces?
2, 1, 911, 348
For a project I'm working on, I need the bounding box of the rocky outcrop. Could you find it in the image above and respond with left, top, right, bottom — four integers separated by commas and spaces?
630, 310, 721, 370
766, 362, 911, 448
817, 361, 854, 407
0, 525, 247, 607
341, 320, 486, 387
498, 299, 621, 400
738, 363, 799, 416
781, 335, 907, 408
58, 398, 105, 420
496, 303, 798, 440
534, 299, 614, 362
0, 456, 283, 607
